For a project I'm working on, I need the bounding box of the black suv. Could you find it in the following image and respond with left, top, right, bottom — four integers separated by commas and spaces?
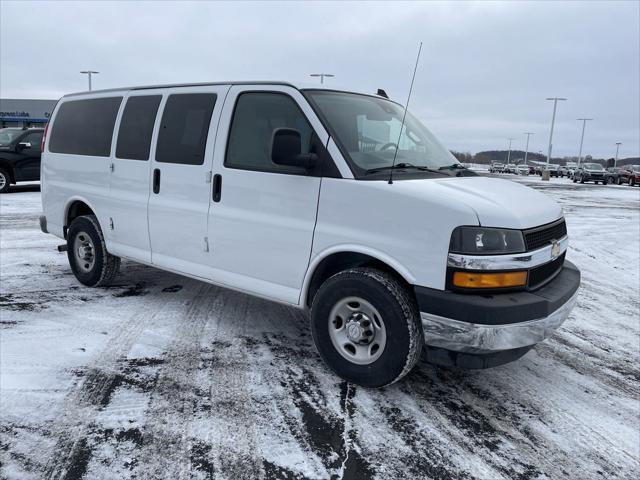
0, 128, 44, 193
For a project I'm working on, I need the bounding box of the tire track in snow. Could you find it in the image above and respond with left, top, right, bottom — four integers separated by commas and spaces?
40, 279, 196, 480
129, 283, 224, 479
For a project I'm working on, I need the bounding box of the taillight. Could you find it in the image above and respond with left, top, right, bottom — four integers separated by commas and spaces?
41, 122, 48, 151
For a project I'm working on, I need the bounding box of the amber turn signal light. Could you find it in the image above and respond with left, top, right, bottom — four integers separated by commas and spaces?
452, 271, 527, 289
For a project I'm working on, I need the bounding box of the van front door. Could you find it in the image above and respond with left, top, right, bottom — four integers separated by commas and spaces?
147, 86, 228, 276
206, 86, 329, 304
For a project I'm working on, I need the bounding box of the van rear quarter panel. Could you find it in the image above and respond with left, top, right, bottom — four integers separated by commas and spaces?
311, 178, 480, 291
42, 93, 123, 239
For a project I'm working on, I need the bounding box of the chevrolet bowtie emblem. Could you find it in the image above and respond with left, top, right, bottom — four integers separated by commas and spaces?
550, 240, 561, 260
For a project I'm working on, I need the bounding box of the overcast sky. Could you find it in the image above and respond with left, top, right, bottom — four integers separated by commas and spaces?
1, 1, 638, 158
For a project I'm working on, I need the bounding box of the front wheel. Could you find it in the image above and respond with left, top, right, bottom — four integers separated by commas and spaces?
310, 268, 423, 387
0, 168, 10, 193
67, 215, 120, 287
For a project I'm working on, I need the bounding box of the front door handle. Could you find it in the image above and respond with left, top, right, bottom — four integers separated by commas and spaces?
153, 168, 161, 194
212, 174, 222, 202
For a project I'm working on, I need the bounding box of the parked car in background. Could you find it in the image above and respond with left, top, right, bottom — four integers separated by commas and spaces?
617, 165, 640, 186
39, 80, 580, 386
561, 162, 577, 178
489, 162, 504, 173
545, 164, 560, 177
573, 163, 607, 184
605, 167, 623, 185
0, 127, 44, 193
516, 165, 529, 176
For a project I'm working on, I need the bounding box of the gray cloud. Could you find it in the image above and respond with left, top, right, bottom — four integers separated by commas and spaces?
1, 0, 638, 158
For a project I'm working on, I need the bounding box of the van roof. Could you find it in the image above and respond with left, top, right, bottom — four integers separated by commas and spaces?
62, 81, 398, 104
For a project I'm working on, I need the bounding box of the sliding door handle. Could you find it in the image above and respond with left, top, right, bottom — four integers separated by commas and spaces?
212, 174, 222, 202
153, 168, 161, 194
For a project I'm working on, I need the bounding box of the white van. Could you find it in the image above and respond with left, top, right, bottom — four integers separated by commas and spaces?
40, 82, 580, 387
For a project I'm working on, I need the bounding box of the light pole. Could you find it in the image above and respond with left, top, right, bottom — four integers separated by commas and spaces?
576, 118, 593, 168
309, 73, 334, 84
506, 138, 514, 166
545, 97, 567, 168
614, 142, 622, 167
80, 70, 99, 91
523, 132, 534, 165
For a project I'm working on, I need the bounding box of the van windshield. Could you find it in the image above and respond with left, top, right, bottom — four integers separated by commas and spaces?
305, 90, 459, 177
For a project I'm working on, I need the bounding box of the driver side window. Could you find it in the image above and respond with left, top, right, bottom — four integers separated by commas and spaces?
225, 92, 313, 175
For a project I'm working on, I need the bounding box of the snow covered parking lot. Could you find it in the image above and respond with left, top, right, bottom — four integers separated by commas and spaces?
1, 179, 639, 480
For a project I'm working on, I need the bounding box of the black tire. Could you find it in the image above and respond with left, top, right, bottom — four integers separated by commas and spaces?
67, 215, 120, 287
617, 177, 623, 185
630, 178, 636, 187
573, 177, 577, 183
310, 267, 423, 388
0, 168, 11, 193
580, 177, 585, 184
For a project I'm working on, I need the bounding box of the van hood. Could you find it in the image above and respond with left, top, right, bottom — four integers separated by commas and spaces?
402, 176, 562, 229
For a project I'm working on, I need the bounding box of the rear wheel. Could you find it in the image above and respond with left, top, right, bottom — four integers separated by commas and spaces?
310, 268, 423, 387
67, 215, 120, 287
0, 168, 10, 193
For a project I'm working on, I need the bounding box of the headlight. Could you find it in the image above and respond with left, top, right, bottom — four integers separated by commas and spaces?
449, 226, 526, 255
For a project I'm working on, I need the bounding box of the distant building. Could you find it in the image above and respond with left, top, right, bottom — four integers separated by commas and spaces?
0, 98, 57, 128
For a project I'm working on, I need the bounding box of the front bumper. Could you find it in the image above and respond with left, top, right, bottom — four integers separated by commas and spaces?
416, 261, 580, 362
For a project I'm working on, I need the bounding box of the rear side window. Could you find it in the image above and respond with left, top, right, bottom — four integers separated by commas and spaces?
225, 92, 313, 174
49, 97, 122, 156
116, 95, 162, 160
155, 93, 216, 165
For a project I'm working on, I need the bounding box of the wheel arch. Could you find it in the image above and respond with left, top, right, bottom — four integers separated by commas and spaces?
64, 197, 98, 238
301, 246, 416, 308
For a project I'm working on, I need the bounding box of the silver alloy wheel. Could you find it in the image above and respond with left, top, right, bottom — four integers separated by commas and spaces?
328, 296, 387, 365
0, 172, 6, 190
73, 231, 96, 273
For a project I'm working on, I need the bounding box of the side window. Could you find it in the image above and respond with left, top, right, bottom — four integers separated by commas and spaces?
155, 93, 216, 165
21, 132, 43, 153
225, 92, 313, 174
49, 97, 122, 156
116, 95, 162, 160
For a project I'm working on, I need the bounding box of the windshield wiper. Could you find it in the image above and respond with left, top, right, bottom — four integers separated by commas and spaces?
366, 163, 445, 175
438, 163, 467, 170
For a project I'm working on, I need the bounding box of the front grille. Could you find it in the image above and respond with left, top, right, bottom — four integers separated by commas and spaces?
523, 219, 567, 251
528, 252, 565, 289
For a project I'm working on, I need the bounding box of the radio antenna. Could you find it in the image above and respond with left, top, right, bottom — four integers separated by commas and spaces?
389, 42, 423, 185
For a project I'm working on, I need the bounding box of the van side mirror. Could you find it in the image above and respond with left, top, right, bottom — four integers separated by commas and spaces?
271, 128, 317, 170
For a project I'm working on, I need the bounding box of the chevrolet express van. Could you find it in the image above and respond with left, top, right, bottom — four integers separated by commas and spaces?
40, 82, 580, 387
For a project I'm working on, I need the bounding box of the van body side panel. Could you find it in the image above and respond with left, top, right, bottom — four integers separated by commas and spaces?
310, 178, 480, 291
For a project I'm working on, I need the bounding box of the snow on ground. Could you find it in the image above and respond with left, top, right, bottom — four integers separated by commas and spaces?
1, 179, 639, 480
